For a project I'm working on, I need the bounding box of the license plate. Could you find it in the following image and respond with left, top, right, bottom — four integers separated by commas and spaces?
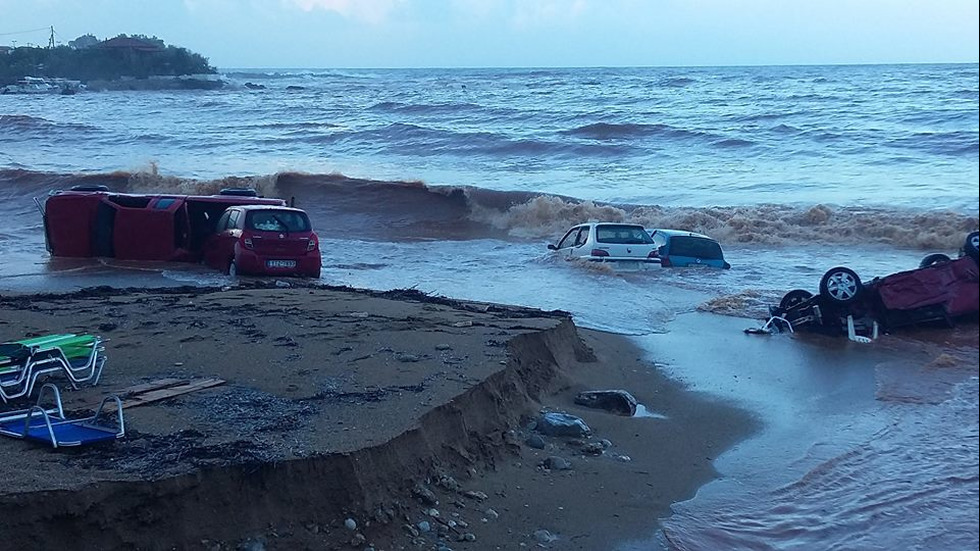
266, 259, 297, 269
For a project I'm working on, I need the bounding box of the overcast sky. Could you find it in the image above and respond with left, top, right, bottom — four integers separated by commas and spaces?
1, 0, 977, 69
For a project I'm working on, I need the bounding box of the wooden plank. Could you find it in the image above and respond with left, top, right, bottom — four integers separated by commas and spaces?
116, 377, 185, 396
121, 378, 225, 409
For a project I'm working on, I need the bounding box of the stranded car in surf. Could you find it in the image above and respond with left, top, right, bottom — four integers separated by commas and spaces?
647, 228, 731, 269
548, 222, 660, 265
764, 231, 979, 337
37, 185, 321, 278
202, 205, 320, 278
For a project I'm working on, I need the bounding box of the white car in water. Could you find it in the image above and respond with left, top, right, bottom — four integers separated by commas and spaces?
548, 222, 660, 264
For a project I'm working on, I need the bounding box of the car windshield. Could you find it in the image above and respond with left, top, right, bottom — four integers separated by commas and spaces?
595, 225, 654, 245
245, 210, 310, 232
669, 236, 724, 259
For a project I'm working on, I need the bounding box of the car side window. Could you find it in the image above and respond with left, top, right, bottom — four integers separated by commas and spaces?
557, 227, 581, 249
215, 211, 231, 231
227, 210, 240, 230
575, 228, 589, 246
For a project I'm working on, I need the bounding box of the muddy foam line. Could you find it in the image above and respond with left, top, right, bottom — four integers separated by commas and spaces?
6, 168, 977, 249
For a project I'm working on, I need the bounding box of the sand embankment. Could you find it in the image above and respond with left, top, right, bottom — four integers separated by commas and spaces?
0, 282, 755, 550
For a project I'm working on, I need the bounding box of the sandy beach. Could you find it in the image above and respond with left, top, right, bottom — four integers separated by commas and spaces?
0, 281, 756, 550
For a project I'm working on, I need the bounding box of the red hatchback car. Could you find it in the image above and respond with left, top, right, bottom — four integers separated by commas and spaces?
203, 205, 321, 278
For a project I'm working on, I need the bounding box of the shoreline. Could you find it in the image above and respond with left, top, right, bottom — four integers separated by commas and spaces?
0, 281, 758, 550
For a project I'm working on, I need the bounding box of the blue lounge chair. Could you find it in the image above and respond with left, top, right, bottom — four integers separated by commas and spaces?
0, 384, 124, 448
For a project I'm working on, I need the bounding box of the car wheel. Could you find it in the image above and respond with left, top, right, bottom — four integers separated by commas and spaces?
819, 266, 862, 304
919, 253, 951, 269
964, 231, 980, 262
228, 260, 238, 277
779, 289, 813, 310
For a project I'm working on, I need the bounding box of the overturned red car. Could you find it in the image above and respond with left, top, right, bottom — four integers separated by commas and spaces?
762, 232, 979, 337
37, 185, 321, 278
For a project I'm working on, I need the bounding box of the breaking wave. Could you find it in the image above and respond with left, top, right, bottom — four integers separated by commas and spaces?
4, 169, 977, 250
565, 122, 710, 141
0, 114, 99, 135
469, 193, 978, 250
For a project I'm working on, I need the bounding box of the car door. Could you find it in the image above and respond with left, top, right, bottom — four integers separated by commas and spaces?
203, 209, 239, 269
555, 226, 585, 260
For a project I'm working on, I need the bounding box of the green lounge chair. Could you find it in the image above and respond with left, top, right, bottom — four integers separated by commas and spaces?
0, 334, 105, 403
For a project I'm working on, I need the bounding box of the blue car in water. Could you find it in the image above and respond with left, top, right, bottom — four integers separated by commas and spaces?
647, 229, 731, 269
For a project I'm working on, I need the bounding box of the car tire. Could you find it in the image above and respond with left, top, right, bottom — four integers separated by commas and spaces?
228, 260, 238, 277
964, 231, 980, 262
779, 289, 813, 310
819, 266, 862, 304
919, 253, 951, 269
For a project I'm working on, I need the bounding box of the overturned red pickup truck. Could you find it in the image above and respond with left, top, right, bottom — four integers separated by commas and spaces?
37, 185, 321, 278
760, 231, 979, 338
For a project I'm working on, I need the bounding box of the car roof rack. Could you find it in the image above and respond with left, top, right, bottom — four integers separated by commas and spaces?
70, 185, 110, 192
218, 188, 259, 197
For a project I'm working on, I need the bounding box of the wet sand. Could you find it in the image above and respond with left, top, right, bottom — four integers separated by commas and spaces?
0, 282, 756, 551
646, 311, 979, 549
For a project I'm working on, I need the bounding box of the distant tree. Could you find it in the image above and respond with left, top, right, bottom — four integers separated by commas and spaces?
130, 34, 166, 49
69, 34, 100, 49
0, 37, 217, 85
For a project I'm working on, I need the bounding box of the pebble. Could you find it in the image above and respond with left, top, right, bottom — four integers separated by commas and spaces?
533, 529, 558, 544
402, 524, 419, 537
484, 508, 499, 520
525, 434, 546, 449
372, 507, 392, 524
344, 518, 357, 531
417, 520, 431, 533
412, 484, 438, 505
542, 456, 573, 471
463, 490, 488, 501
395, 353, 420, 362
535, 412, 591, 437
582, 442, 605, 455
236, 539, 265, 551
436, 475, 460, 491
435, 344, 452, 350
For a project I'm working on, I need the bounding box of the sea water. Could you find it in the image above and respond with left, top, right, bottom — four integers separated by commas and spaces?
1, 63, 977, 550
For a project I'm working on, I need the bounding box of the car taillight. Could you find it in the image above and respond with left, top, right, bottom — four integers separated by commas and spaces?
660, 256, 672, 267
243, 236, 254, 250
307, 236, 317, 251
648, 250, 659, 259
591, 249, 609, 257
